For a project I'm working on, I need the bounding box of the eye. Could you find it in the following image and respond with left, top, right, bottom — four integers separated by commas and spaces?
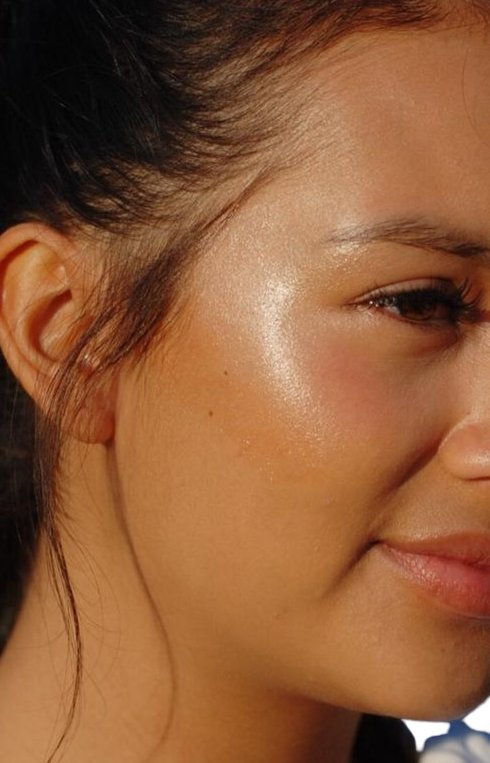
359, 278, 482, 328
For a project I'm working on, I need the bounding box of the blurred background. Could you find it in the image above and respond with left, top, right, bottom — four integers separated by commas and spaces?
405, 698, 490, 750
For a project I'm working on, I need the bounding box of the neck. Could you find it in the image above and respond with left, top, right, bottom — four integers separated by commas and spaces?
0, 442, 360, 763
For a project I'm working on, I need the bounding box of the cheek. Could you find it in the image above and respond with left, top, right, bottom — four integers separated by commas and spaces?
176, 293, 404, 484
114, 288, 454, 700
115, 327, 359, 624
121, 316, 406, 599
293, 324, 413, 479
309, 340, 393, 443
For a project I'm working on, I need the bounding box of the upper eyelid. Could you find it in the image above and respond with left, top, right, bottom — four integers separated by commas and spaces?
369, 286, 463, 304
350, 279, 458, 306
353, 279, 485, 325
363, 278, 464, 298
357, 275, 482, 303
366, 284, 473, 307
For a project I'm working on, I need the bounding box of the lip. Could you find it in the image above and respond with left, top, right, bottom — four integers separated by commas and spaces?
378, 534, 490, 619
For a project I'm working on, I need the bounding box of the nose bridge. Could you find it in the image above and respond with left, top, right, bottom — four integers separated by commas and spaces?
464, 330, 490, 416
438, 332, 490, 480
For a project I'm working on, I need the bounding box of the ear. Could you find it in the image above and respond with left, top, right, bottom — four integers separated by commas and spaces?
0, 223, 115, 443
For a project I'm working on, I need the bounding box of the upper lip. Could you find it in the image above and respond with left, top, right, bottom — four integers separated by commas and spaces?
380, 533, 490, 568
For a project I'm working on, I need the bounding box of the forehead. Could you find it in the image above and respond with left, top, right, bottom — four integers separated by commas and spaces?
278, 23, 490, 233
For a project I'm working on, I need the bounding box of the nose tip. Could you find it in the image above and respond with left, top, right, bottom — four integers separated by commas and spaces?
439, 421, 490, 480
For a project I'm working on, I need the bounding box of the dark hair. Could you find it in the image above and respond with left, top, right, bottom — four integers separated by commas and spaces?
0, 1, 485, 760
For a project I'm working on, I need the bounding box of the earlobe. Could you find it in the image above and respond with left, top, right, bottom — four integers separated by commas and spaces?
0, 223, 115, 443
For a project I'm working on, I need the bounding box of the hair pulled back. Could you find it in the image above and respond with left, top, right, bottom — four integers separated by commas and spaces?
0, 1, 482, 760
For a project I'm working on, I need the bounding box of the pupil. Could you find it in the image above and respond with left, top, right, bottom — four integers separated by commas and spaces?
398, 293, 452, 321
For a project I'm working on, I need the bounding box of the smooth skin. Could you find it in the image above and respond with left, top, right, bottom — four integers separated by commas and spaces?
1, 19, 490, 763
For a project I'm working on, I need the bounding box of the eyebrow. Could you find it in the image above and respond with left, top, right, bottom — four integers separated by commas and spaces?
326, 218, 490, 262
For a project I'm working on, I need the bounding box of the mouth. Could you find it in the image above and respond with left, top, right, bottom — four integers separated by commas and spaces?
378, 534, 490, 619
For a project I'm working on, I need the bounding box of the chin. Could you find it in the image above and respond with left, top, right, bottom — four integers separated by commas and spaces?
326, 657, 490, 724
407, 695, 489, 724
370, 681, 490, 724
396, 646, 490, 722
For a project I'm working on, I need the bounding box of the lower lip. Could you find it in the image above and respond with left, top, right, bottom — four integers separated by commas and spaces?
379, 543, 490, 619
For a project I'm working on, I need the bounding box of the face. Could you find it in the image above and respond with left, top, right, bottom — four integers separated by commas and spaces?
115, 23, 490, 720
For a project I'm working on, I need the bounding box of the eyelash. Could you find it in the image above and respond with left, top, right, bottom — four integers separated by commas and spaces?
360, 278, 483, 328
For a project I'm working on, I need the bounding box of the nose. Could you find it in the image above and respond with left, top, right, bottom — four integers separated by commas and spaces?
439, 420, 490, 481
438, 330, 490, 481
